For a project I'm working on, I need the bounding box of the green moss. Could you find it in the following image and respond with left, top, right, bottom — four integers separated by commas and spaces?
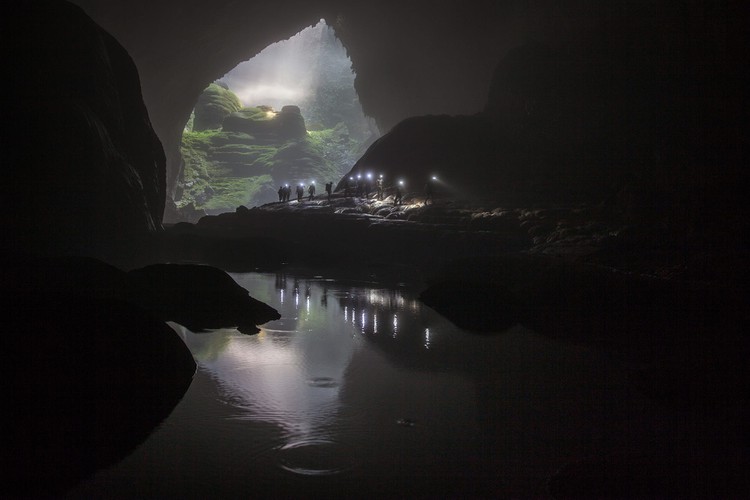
193, 83, 243, 131
178, 115, 357, 212
203, 174, 273, 211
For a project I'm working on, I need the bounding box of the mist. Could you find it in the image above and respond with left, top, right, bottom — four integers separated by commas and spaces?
219, 20, 363, 129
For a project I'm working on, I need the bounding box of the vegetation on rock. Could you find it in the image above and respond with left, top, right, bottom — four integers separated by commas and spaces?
177, 84, 357, 213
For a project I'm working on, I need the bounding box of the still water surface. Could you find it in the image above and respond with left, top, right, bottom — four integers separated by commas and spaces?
67, 271, 704, 498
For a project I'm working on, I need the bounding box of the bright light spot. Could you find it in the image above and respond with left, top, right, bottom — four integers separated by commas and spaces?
398, 180, 404, 186
306, 296, 310, 313
424, 328, 431, 349
367, 173, 372, 179
432, 176, 437, 180
357, 174, 361, 179
373, 313, 378, 334
280, 289, 285, 304
344, 306, 348, 321
393, 314, 398, 338
266, 110, 276, 118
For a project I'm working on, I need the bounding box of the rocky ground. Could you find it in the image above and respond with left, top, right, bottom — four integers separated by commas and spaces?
161, 189, 750, 404
163, 188, 749, 288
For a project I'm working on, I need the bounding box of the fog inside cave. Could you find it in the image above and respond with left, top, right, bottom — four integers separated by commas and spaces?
219, 20, 370, 133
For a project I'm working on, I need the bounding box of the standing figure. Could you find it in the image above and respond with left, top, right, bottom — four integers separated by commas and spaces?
283, 184, 291, 201
424, 179, 434, 205
296, 184, 304, 202
394, 184, 403, 205
308, 183, 316, 201
325, 182, 333, 201
278, 186, 284, 202
376, 176, 384, 200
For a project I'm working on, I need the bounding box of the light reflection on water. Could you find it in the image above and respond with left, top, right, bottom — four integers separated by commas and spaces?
67, 270, 687, 498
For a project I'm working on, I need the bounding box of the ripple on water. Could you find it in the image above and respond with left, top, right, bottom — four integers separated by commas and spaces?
306, 377, 339, 388
276, 438, 355, 476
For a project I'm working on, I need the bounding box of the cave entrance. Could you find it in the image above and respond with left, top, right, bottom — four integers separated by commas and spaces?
175, 20, 377, 216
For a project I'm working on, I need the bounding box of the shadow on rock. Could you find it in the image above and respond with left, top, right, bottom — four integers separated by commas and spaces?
2, 296, 196, 498
127, 263, 280, 333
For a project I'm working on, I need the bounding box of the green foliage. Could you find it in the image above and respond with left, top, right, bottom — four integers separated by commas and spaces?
179, 89, 362, 212
193, 83, 243, 131
202, 174, 273, 211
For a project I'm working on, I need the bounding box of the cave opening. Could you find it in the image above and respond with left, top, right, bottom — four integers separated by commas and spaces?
175, 20, 378, 216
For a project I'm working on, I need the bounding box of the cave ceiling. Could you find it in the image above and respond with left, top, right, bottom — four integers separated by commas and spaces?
69, 0, 745, 194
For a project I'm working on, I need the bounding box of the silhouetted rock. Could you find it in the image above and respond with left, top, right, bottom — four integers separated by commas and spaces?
126, 263, 281, 333
277, 104, 307, 139
2, 291, 195, 497
0, 1, 165, 261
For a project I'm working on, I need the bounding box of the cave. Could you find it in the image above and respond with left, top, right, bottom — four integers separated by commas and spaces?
2, 0, 749, 497
175, 21, 377, 217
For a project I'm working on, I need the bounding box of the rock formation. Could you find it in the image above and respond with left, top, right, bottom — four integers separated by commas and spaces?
1, 0, 166, 262
192, 82, 243, 131
178, 85, 342, 212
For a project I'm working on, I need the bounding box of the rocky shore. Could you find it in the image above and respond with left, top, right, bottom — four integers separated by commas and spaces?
161, 192, 750, 398
160, 193, 750, 497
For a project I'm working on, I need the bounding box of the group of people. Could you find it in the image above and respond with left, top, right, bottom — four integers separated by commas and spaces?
276, 175, 436, 206
277, 181, 335, 203
344, 174, 386, 200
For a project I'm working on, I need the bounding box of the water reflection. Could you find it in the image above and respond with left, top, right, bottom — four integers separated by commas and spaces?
173, 272, 448, 477
68, 271, 739, 499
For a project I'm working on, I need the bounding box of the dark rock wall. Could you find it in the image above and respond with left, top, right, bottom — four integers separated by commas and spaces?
1, 0, 165, 261
69, 0, 746, 219
70, 0, 333, 201
7, 0, 745, 255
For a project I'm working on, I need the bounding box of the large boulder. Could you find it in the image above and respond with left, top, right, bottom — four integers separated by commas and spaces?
126, 263, 281, 333
0, 1, 165, 261
192, 82, 243, 131
277, 105, 307, 139
1, 254, 197, 497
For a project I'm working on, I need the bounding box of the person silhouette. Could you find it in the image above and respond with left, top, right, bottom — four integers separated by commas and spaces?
424, 179, 434, 204
278, 186, 284, 202
325, 182, 333, 201
308, 183, 316, 201
296, 184, 304, 202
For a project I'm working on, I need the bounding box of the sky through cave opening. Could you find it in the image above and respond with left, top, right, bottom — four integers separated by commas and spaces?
175, 20, 378, 216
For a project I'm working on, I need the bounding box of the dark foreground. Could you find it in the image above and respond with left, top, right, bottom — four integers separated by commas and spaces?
162, 194, 750, 497
4, 193, 749, 497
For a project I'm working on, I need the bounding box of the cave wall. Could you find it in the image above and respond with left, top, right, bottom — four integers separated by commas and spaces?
69, 0, 747, 212
1, 1, 166, 261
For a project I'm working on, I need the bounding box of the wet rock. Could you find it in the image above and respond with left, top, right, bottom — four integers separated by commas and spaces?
2, 268, 196, 497
126, 263, 280, 333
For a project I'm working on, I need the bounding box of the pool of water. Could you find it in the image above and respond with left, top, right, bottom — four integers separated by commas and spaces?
66, 271, 744, 498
